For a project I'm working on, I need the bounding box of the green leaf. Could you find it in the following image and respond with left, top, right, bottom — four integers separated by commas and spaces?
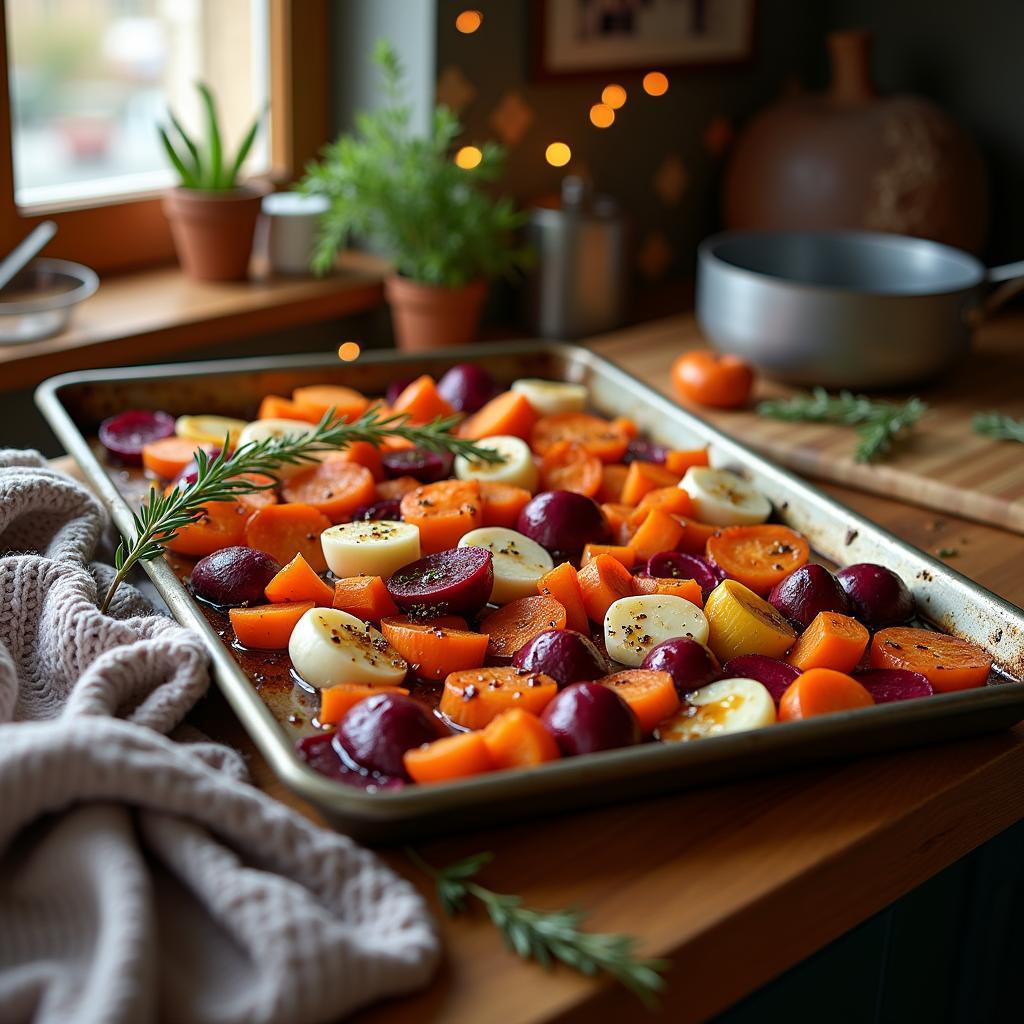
225, 108, 264, 188
158, 126, 198, 188
973, 411, 1024, 444
196, 82, 223, 189
167, 109, 202, 181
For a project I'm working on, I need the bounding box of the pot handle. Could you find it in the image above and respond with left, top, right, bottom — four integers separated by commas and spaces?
973, 259, 1024, 323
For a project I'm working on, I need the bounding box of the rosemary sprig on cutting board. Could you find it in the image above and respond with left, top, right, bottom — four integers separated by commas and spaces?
757, 388, 927, 463
99, 406, 501, 614
972, 411, 1024, 444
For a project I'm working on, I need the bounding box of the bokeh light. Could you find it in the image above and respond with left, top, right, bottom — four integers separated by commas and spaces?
589, 103, 615, 128
454, 145, 483, 169
545, 142, 572, 167
337, 341, 361, 361
455, 10, 483, 33
601, 84, 627, 109
643, 71, 669, 96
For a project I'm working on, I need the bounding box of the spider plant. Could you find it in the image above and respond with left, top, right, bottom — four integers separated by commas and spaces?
159, 83, 263, 191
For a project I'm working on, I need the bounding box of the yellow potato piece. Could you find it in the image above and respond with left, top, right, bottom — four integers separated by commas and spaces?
703, 578, 796, 663
176, 414, 247, 449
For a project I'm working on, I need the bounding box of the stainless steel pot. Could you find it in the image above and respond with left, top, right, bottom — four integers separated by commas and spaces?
696, 230, 1024, 388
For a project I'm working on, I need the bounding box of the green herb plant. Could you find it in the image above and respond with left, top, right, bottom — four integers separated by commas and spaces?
159, 83, 263, 190
757, 388, 927, 463
302, 40, 529, 284
100, 406, 502, 614
407, 849, 668, 1007
972, 411, 1024, 445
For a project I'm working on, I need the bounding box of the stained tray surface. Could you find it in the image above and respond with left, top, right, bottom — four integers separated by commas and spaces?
36, 342, 1024, 841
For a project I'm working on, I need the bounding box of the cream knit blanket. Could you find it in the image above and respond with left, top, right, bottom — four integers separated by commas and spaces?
0, 451, 438, 1023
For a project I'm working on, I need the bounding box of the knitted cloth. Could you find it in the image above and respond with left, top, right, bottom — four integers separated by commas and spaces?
0, 451, 438, 1024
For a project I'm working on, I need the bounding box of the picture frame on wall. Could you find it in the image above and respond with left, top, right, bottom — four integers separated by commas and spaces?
531, 0, 756, 79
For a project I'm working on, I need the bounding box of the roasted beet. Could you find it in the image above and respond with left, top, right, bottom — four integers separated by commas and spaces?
99, 409, 176, 465
516, 490, 608, 561
541, 682, 640, 756
768, 564, 850, 629
334, 692, 447, 779
295, 732, 405, 789
190, 546, 282, 607
853, 669, 934, 703
642, 637, 720, 693
644, 551, 726, 601
386, 547, 493, 617
837, 563, 915, 628
381, 447, 454, 483
623, 438, 668, 464
720, 654, 800, 706
351, 498, 403, 522
437, 362, 500, 413
513, 629, 607, 688
385, 377, 416, 406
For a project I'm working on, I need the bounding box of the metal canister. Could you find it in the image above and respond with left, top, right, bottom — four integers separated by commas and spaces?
525, 177, 627, 339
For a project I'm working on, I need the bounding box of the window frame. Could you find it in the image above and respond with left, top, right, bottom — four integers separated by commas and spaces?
0, 0, 329, 274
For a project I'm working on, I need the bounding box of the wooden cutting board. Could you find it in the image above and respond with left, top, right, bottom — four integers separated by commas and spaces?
590, 312, 1024, 534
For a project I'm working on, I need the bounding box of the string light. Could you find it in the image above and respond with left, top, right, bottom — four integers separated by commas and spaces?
643, 71, 669, 96
601, 84, 627, 109
454, 145, 483, 169
337, 341, 361, 361
545, 142, 572, 167
589, 103, 615, 128
455, 10, 483, 33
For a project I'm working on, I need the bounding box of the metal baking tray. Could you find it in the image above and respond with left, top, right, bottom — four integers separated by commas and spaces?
36, 342, 1024, 842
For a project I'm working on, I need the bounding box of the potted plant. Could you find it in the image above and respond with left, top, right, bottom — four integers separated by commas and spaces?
302, 41, 529, 352
159, 84, 264, 282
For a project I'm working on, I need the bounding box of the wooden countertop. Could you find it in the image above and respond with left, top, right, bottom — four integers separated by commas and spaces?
55, 317, 1024, 1023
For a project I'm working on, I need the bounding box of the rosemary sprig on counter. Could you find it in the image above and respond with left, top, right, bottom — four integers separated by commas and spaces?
99, 405, 502, 614
757, 387, 927, 463
972, 411, 1024, 444
407, 849, 668, 1007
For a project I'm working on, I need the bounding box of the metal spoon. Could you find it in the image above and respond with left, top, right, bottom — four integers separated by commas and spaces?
0, 220, 57, 294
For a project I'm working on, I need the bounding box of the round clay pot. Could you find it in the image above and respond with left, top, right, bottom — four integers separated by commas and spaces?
385, 275, 488, 352
163, 186, 266, 282
723, 30, 989, 254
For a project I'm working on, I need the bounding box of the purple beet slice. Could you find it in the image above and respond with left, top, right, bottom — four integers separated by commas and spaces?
623, 438, 669, 464
99, 409, 176, 465
644, 551, 726, 601
296, 732, 405, 790
386, 547, 494, 617
720, 654, 800, 706
853, 669, 934, 704
352, 498, 403, 522
381, 447, 454, 483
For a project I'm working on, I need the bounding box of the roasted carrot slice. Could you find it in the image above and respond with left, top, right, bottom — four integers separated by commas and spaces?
319, 683, 409, 725
478, 595, 567, 658
439, 666, 559, 729
581, 543, 636, 569
577, 553, 635, 622
537, 562, 589, 634
164, 499, 248, 556
540, 440, 602, 497
291, 384, 369, 422
620, 461, 681, 505
375, 475, 421, 501
244, 502, 332, 573
597, 669, 680, 733
632, 576, 703, 606
380, 616, 489, 680
628, 507, 686, 561
664, 448, 710, 475
234, 473, 279, 513
869, 627, 993, 692
265, 553, 335, 606
675, 517, 720, 556
332, 575, 399, 621
459, 391, 538, 441
142, 436, 202, 480
531, 412, 630, 463
391, 375, 455, 424
779, 668, 874, 721
787, 611, 869, 673
611, 416, 638, 439
404, 731, 494, 784
258, 395, 323, 424
705, 525, 810, 595
482, 708, 561, 769
600, 502, 635, 539
280, 460, 376, 522
399, 479, 483, 554
229, 600, 314, 650
598, 464, 630, 503
480, 481, 532, 528
628, 486, 694, 526
328, 441, 385, 482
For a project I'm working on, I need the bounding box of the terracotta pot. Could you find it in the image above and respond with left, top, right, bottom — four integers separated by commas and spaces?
163, 186, 265, 282
385, 275, 488, 352
723, 30, 989, 253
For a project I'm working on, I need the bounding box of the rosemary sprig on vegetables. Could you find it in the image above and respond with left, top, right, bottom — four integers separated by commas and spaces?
757, 388, 927, 463
99, 405, 502, 613
407, 849, 668, 1007
972, 411, 1024, 444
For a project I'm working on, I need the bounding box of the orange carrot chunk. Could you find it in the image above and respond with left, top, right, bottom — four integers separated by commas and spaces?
229, 600, 314, 650
675, 517, 720, 555
597, 669, 680, 733
869, 627, 993, 692
478, 595, 567, 658
459, 391, 538, 441
439, 666, 559, 729
598, 464, 630, 503
537, 562, 589, 634
258, 395, 323, 424
234, 473, 279, 513
399, 479, 483, 554
531, 412, 630, 463
664, 448, 710, 475
319, 683, 409, 725
620, 461, 681, 506
164, 499, 248, 557
633, 576, 703, 606
404, 731, 494, 784
380, 616, 489, 680
244, 503, 332, 573
328, 441, 385, 482
280, 460, 376, 523
628, 507, 686, 561
482, 709, 561, 769
332, 575, 399, 622
787, 611, 869, 673
264, 553, 335, 606
779, 668, 874, 721
705, 525, 810, 595
375, 476, 421, 501
577, 553, 635, 622
628, 486, 694, 526
142, 436, 203, 481
291, 384, 369, 422
581, 543, 636, 569
391, 375, 456, 424
540, 441, 602, 497
480, 481, 533, 528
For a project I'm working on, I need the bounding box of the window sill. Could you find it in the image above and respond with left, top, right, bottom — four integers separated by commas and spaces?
0, 251, 389, 392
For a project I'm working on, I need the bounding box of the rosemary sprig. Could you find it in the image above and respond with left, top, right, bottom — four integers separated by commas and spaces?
757, 387, 927, 463
99, 405, 502, 613
407, 849, 668, 1007
973, 411, 1024, 444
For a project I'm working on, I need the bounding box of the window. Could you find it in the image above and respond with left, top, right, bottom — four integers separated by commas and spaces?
0, 0, 328, 273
